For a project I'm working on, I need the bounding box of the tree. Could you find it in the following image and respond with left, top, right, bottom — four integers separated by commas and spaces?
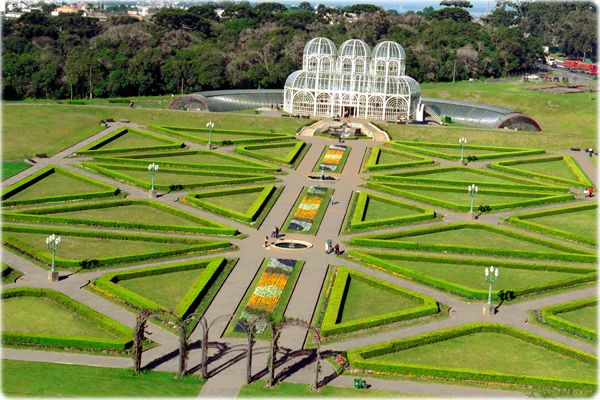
298, 2, 313, 12
440, 0, 473, 8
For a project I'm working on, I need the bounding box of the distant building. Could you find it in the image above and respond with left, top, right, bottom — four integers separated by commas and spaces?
51, 5, 78, 16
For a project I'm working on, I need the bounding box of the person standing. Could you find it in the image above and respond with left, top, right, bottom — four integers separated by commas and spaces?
330, 195, 334, 206
264, 236, 269, 248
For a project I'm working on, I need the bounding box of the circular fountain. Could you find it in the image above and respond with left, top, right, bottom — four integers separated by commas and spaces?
271, 239, 313, 251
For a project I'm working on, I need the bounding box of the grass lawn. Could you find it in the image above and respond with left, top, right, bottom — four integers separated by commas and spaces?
525, 207, 597, 242
338, 276, 422, 323
513, 159, 578, 181
383, 168, 540, 185
2, 359, 204, 397
363, 197, 420, 220
2, 161, 31, 180
371, 331, 596, 382
1, 263, 23, 284
98, 131, 172, 150
49, 203, 202, 227
378, 150, 420, 164
381, 257, 586, 292
3, 231, 184, 259
246, 143, 298, 159
557, 305, 597, 331
380, 80, 597, 150
386, 186, 554, 205
7, 172, 107, 201
239, 379, 403, 397
3, 296, 117, 338
118, 267, 206, 309
2, 104, 311, 160
201, 190, 266, 214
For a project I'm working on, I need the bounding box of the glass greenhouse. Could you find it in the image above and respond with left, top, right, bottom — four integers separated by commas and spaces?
284, 38, 420, 122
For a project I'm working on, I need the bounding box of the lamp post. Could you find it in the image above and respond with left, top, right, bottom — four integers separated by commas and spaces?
484, 266, 499, 316
148, 163, 159, 198
459, 137, 467, 164
468, 184, 478, 218
45, 234, 61, 282
206, 121, 215, 150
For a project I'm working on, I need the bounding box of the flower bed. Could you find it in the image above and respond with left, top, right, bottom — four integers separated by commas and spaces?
314, 145, 349, 173
283, 186, 333, 235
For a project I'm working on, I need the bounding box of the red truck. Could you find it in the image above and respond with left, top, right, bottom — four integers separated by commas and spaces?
576, 63, 598, 75
562, 59, 581, 71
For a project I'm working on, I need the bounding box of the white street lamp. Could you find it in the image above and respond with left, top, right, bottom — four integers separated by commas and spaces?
46, 234, 61, 282
484, 266, 499, 306
148, 163, 159, 198
468, 184, 478, 215
206, 121, 215, 150
459, 137, 467, 164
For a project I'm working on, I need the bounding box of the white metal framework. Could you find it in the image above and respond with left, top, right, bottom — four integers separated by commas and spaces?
284, 38, 420, 122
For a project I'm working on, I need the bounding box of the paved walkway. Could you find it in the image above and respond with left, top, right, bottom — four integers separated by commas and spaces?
2, 122, 597, 398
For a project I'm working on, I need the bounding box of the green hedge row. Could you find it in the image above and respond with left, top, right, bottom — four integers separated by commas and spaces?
1, 165, 119, 206
347, 322, 596, 390
2, 224, 231, 269
365, 146, 434, 171
183, 184, 276, 224
235, 141, 306, 166
148, 125, 294, 145
542, 297, 598, 341
350, 191, 434, 230
508, 203, 597, 246
2, 287, 132, 351
82, 162, 276, 191
349, 251, 596, 300
366, 182, 573, 213
1, 199, 238, 236
349, 222, 596, 263
93, 150, 281, 173
74, 127, 184, 155
369, 165, 568, 192
491, 155, 593, 188
94, 257, 225, 319
389, 141, 545, 161
320, 267, 438, 337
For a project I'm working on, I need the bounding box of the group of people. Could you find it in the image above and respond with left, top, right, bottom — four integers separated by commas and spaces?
584, 187, 594, 198
325, 239, 342, 255
264, 226, 282, 247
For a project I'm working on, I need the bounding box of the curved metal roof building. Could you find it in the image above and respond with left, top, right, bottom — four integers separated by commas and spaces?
185, 89, 541, 131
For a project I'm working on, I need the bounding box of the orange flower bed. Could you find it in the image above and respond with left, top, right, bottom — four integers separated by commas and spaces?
294, 208, 318, 220
246, 294, 280, 313
256, 272, 288, 290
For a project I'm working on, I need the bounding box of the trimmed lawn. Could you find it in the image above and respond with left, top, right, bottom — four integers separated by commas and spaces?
382, 257, 585, 292
2, 360, 204, 397
3, 296, 117, 338
514, 159, 578, 181
2, 161, 30, 180
3, 231, 179, 259
389, 168, 535, 184
8, 172, 106, 201
378, 151, 420, 164
118, 268, 206, 309
201, 190, 265, 214
129, 152, 248, 165
557, 305, 597, 331
243, 145, 294, 159
110, 169, 239, 185
363, 197, 420, 220
389, 186, 552, 205
239, 380, 402, 397
99, 132, 171, 150
2, 104, 311, 159
371, 331, 596, 382
49, 204, 202, 227
526, 208, 597, 242
338, 277, 422, 323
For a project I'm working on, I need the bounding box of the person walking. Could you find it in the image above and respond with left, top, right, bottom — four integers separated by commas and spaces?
264, 236, 269, 248
333, 243, 340, 255
330, 195, 334, 205
325, 239, 332, 254
274, 226, 280, 238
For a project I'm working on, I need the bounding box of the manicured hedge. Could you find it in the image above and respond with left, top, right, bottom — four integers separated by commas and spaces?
74, 127, 184, 155
508, 203, 597, 246
349, 250, 597, 300
366, 182, 573, 213
2, 288, 132, 352
183, 184, 278, 225
2, 224, 231, 269
491, 155, 593, 188
364, 146, 434, 171
389, 141, 545, 161
541, 297, 598, 342
347, 323, 596, 390
1, 165, 119, 206
81, 162, 276, 191
2, 199, 238, 236
235, 141, 308, 167
148, 125, 294, 145
349, 222, 597, 263
349, 191, 435, 230
320, 267, 438, 337
93, 150, 281, 173
94, 258, 225, 319
369, 165, 568, 192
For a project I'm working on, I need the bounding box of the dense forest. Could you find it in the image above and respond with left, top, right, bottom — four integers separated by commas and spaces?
2, 1, 597, 100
